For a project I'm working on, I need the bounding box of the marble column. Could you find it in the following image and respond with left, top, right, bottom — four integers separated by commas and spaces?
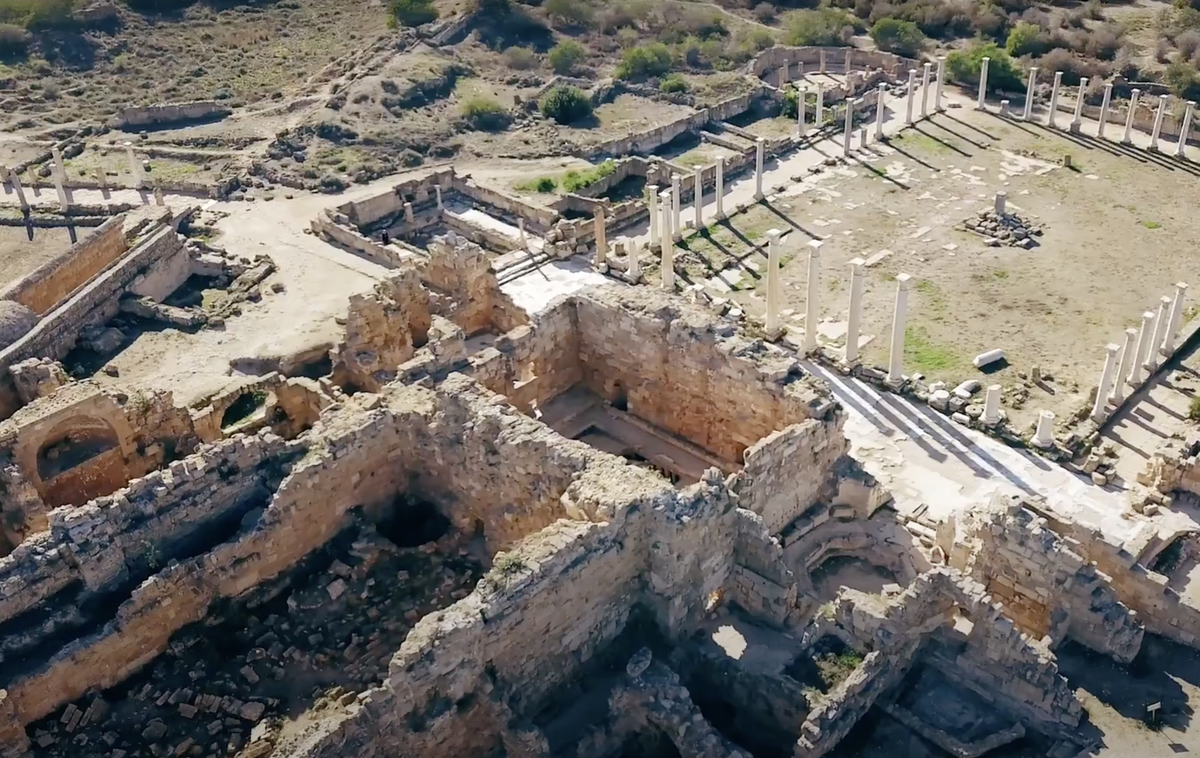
1031, 411, 1056, 449
1022, 67, 1038, 121
692, 168, 703, 231
920, 62, 931, 119
1177, 101, 1195, 159
1111, 328, 1138, 404
815, 83, 824, 127
765, 229, 783, 338
1146, 295, 1173, 372
661, 188, 674, 247
1046, 71, 1062, 128
845, 48, 852, 74
875, 83, 886, 140
8, 169, 29, 211
1097, 83, 1113, 139
1070, 77, 1088, 133
714, 160, 725, 220
982, 385, 1003, 425
994, 190, 1007, 215
50, 146, 69, 211
798, 86, 807, 137
842, 102, 853, 157
1162, 282, 1189, 356
754, 138, 765, 200
435, 185, 443, 210
1122, 89, 1140, 145
125, 141, 143, 189
804, 240, 822, 352
403, 201, 414, 225
661, 231, 674, 290
1091, 342, 1121, 422
845, 257, 865, 363
905, 68, 916, 125
935, 56, 946, 112
778, 63, 789, 88
646, 184, 660, 251
593, 208, 607, 266
819, 49, 826, 75
887, 274, 912, 385
670, 175, 682, 242
1129, 310, 1155, 385
977, 56, 990, 110
660, 193, 673, 279
1150, 94, 1168, 151
627, 240, 641, 281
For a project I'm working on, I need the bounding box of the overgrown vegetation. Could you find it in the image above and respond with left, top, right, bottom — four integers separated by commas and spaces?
561, 159, 616, 192
0, 0, 77, 30
388, 0, 437, 28
660, 72, 689, 93
946, 41, 1023, 92
1190, 396, 1200, 421
616, 42, 672, 80
547, 39, 585, 74
516, 175, 558, 193
870, 17, 924, 57
540, 84, 592, 124
460, 95, 511, 131
784, 7, 858, 47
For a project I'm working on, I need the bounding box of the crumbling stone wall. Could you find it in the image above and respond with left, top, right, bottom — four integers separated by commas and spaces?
114, 101, 231, 129
950, 495, 1144, 663
733, 419, 848, 534
729, 508, 804, 626
0, 215, 128, 316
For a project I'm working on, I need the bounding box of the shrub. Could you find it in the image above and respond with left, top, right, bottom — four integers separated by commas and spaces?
389, 0, 437, 28
0, 22, 29, 57
461, 95, 511, 131
782, 86, 799, 119
783, 8, 856, 47
504, 46, 538, 70
540, 84, 592, 124
547, 40, 585, 74
1190, 395, 1200, 421
545, 0, 592, 26
615, 42, 671, 80
1006, 21, 1046, 57
753, 2, 777, 23
660, 72, 688, 93
946, 41, 1022, 93
1166, 60, 1200, 99
561, 159, 616, 192
870, 18, 924, 57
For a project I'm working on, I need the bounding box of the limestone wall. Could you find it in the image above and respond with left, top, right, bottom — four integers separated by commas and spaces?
573, 286, 838, 465
452, 175, 557, 231
735, 419, 848, 534
469, 298, 581, 413
729, 507, 803, 625
0, 215, 128, 316
114, 101, 231, 129
748, 45, 920, 80
583, 89, 766, 159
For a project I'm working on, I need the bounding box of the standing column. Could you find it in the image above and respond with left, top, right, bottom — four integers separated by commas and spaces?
754, 138, 765, 200
646, 184, 660, 251
434, 185, 444, 210
804, 240, 822, 352
660, 193, 672, 278
1129, 310, 1156, 385
982, 385, 1003, 425
994, 190, 1007, 215
1097, 83, 1113, 139
765, 229, 783, 338
8, 169, 29, 211
842, 102, 854, 157
798, 87, 807, 136
50, 146, 69, 211
1031, 411, 1056, 449
627, 240, 641, 281
1091, 343, 1121, 422
1150, 94, 1169, 151
778, 63, 788, 88
1146, 295, 1173, 372
714, 160, 725, 220
1123, 89, 1141, 144
887, 274, 912, 385
815, 83, 824, 127
593, 208, 607, 267
692, 168, 703, 231
661, 231, 674, 290
1111, 328, 1138, 404
1046, 71, 1062, 128
124, 141, 143, 189
670, 175, 682, 242
1177, 101, 1195, 158
1022, 67, 1038, 121
845, 257, 866, 363
875, 83, 886, 140
905, 69, 916, 125
920, 62, 931, 119
845, 48, 853, 74
1070, 77, 1088, 133
1162, 282, 1189, 356
935, 56, 946, 112
977, 56, 990, 110
819, 49, 827, 75
661, 188, 675, 246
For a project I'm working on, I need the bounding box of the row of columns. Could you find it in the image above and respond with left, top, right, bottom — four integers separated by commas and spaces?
976, 60, 1196, 158
1, 140, 149, 213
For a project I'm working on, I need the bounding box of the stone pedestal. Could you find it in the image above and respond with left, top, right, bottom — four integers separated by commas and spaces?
977, 57, 990, 111
627, 241, 642, 282
1111, 328, 1138, 404
1023, 67, 1038, 121
982, 385, 1003, 425
845, 257, 866, 363
1123, 89, 1141, 145
1098, 83, 1113, 139
1031, 411, 1056, 449
994, 191, 1007, 215
1091, 343, 1121, 422
887, 274, 912, 385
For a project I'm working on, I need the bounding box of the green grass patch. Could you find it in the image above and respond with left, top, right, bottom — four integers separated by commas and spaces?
993, 269, 1008, 279
1140, 220, 1162, 230
905, 326, 959, 375
561, 159, 617, 193
515, 176, 558, 193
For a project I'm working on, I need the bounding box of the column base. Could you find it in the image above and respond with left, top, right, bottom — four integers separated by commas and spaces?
885, 376, 905, 392
1069, 121, 1081, 133
1121, 137, 1133, 145
623, 271, 642, 284
763, 326, 785, 342
981, 413, 1003, 426
1090, 410, 1108, 425
1148, 144, 1160, 153
1177, 148, 1188, 159
1031, 437, 1055, 450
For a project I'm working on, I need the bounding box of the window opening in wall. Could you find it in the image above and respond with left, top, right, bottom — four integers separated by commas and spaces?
612, 381, 628, 412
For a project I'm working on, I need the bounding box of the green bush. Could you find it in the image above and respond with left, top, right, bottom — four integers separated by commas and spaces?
540, 85, 593, 124
783, 8, 856, 47
0, 0, 76, 29
870, 18, 924, 57
561, 159, 616, 192
504, 46, 538, 70
0, 22, 29, 57
545, 0, 593, 26
1005, 21, 1045, 57
547, 40, 585, 74
461, 96, 511, 131
388, 0, 437, 28
1166, 61, 1200, 99
659, 72, 688, 93
781, 86, 799, 119
946, 41, 1022, 93
615, 42, 672, 80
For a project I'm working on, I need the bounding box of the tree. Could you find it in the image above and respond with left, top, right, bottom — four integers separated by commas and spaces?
870, 18, 925, 57
547, 40, 585, 75
660, 73, 689, 93
783, 8, 856, 47
540, 85, 593, 124
1166, 61, 1200, 99
545, 0, 593, 27
389, 0, 437, 28
1005, 21, 1045, 58
946, 41, 1023, 93
615, 43, 672, 80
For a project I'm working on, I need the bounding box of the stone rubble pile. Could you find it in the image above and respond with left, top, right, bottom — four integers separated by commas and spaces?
962, 209, 1044, 248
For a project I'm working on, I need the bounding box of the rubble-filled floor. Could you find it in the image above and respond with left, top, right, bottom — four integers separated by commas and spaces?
26, 511, 484, 758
